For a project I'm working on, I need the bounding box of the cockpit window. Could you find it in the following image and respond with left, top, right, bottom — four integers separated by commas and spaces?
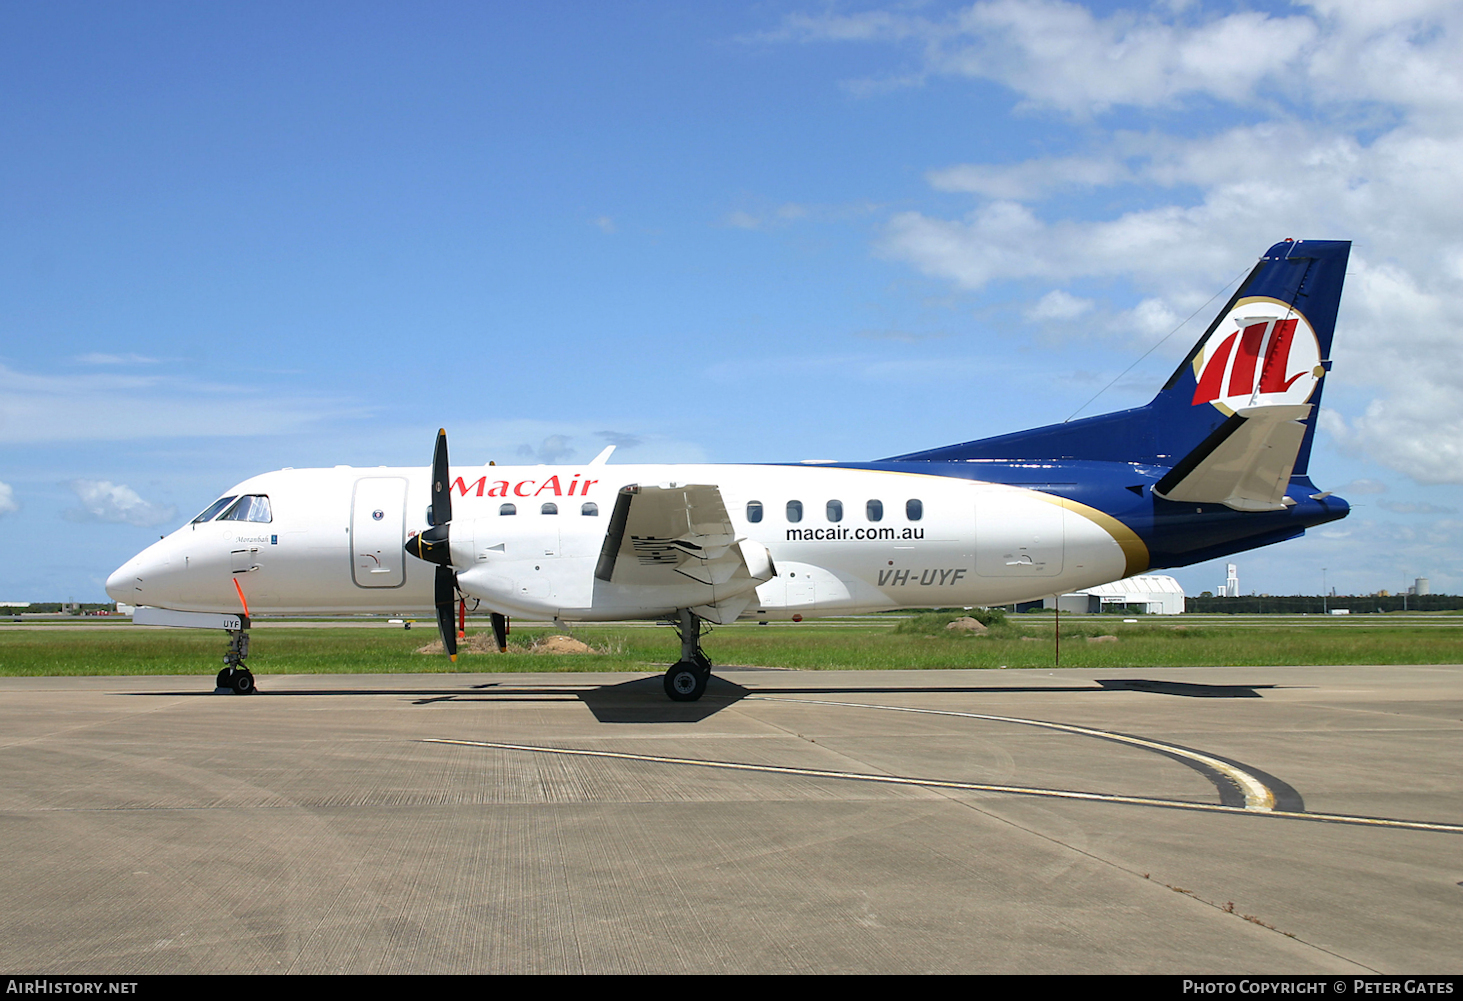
219, 494, 273, 523
192, 496, 238, 524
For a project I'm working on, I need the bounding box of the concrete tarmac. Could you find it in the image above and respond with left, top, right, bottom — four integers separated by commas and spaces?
1, 664, 1459, 974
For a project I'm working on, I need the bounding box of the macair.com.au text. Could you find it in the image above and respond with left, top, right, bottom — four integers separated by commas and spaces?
786, 527, 923, 541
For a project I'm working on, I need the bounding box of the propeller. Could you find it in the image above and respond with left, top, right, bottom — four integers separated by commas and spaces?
404, 429, 459, 662
491, 611, 509, 653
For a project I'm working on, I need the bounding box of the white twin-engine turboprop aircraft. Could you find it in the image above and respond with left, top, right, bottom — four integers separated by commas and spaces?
108, 239, 1354, 701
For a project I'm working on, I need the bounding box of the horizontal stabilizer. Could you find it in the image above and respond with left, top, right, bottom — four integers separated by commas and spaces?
1153, 405, 1311, 512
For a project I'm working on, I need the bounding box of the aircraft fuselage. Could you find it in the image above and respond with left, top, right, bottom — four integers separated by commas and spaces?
109, 460, 1168, 620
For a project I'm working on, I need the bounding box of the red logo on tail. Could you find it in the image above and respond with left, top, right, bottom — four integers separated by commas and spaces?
1192, 304, 1320, 411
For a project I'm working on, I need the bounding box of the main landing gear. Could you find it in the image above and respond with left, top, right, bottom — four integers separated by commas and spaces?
215, 626, 255, 695
663, 609, 713, 702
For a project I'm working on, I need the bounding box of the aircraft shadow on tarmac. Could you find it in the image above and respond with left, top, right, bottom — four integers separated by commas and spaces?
577, 675, 748, 723
1093, 679, 1274, 698
129, 674, 1279, 723
575, 676, 1276, 722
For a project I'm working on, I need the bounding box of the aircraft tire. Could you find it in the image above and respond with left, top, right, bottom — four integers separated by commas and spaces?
663, 661, 706, 702
216, 668, 231, 689
231, 670, 255, 695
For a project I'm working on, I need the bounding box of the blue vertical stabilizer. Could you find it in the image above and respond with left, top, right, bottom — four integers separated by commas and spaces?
886, 239, 1351, 474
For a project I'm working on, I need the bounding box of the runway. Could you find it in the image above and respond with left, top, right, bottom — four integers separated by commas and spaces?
1, 665, 1459, 973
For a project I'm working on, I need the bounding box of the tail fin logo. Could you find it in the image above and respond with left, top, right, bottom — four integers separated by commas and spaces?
1191, 297, 1324, 413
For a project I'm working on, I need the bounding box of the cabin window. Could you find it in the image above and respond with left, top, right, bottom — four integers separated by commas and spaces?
581, 502, 598, 516
746, 500, 763, 523
866, 499, 883, 522
826, 499, 843, 523
541, 503, 558, 515
219, 495, 272, 523
500, 503, 516, 516
192, 496, 237, 523
906, 498, 923, 521
786, 500, 803, 523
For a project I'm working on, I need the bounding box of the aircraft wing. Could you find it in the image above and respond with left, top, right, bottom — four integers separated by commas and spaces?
594, 483, 775, 616
1153, 405, 1311, 512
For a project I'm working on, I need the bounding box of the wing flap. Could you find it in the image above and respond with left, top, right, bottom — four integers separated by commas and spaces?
593, 485, 776, 604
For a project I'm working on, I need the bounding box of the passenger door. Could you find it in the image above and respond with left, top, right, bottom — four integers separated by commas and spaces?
350, 478, 408, 587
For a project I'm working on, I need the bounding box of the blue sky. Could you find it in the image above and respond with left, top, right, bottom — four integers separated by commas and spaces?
4, 0, 1463, 601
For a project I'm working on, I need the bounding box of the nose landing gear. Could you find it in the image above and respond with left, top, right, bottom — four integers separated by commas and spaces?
214, 626, 255, 695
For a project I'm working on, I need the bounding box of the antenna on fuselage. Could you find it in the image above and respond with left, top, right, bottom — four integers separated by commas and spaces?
1062, 263, 1250, 423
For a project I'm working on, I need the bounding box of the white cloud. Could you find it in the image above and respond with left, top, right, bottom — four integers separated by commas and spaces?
0, 481, 17, 517
401, 419, 706, 466
774, 2, 1463, 120
1350, 389, 1463, 485
781, 2, 1463, 483
773, 1, 1320, 114
63, 480, 177, 528
942, 1, 1317, 114
853, 328, 949, 343
722, 201, 873, 231
1316, 408, 1351, 442
0, 362, 363, 443
929, 154, 1135, 200
596, 430, 642, 450
1379, 500, 1457, 514
1122, 298, 1182, 339
516, 434, 576, 463
724, 209, 763, 230
75, 353, 160, 365
1026, 289, 1093, 322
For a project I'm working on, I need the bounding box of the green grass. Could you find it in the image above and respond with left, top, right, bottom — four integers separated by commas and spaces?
2, 617, 1463, 676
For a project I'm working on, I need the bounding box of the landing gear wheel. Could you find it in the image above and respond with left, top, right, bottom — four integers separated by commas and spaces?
216, 668, 231, 690
663, 660, 707, 702
230, 670, 255, 695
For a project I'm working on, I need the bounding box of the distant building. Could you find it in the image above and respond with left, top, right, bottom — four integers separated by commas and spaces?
1216, 563, 1240, 598
1044, 575, 1186, 615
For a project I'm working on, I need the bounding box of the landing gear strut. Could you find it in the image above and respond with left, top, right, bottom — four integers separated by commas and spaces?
215, 626, 255, 695
663, 609, 712, 702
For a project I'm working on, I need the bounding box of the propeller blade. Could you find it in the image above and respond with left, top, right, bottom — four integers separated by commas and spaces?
435, 566, 458, 662
410, 429, 458, 662
407, 428, 455, 567
431, 428, 452, 527
491, 612, 508, 653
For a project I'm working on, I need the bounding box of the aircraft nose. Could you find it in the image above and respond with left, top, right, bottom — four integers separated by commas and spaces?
107, 538, 168, 605
106, 560, 139, 604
